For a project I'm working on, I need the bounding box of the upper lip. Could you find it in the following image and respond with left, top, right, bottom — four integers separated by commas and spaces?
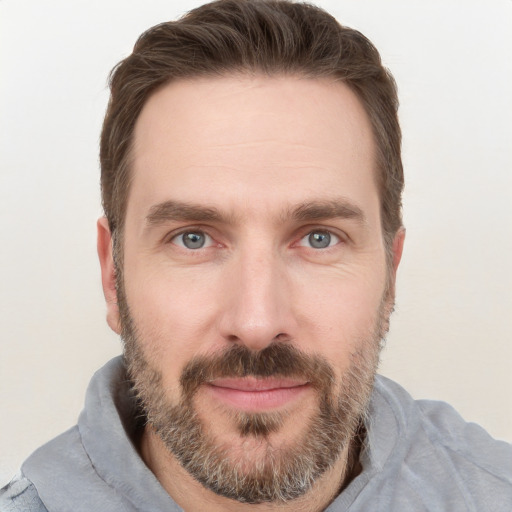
208, 377, 309, 392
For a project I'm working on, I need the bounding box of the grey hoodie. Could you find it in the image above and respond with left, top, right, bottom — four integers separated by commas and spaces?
1, 357, 511, 511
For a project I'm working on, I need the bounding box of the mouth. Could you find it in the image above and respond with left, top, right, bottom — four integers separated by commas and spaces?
205, 377, 310, 412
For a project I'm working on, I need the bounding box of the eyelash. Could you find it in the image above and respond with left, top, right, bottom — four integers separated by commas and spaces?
171, 230, 214, 250
167, 227, 345, 251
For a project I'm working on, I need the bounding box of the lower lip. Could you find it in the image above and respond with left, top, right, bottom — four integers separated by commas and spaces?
206, 383, 310, 412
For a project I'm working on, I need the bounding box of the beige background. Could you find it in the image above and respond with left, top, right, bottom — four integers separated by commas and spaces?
1, 0, 511, 484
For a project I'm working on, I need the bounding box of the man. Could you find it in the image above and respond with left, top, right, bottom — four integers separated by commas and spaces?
1, 0, 511, 510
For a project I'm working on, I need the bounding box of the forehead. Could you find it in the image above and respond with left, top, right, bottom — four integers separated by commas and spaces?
128, 74, 378, 223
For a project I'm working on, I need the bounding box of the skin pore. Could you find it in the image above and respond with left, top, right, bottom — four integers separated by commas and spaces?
97, 75, 404, 512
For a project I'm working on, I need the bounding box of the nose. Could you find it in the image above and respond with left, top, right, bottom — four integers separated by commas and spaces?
218, 248, 295, 351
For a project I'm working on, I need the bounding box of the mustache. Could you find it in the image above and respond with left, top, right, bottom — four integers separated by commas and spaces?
180, 343, 335, 399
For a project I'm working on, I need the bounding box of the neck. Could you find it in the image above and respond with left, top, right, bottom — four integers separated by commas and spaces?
139, 425, 363, 512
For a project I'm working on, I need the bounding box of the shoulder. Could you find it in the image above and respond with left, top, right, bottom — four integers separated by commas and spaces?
415, 397, 512, 481
0, 473, 47, 512
374, 375, 512, 469
372, 375, 512, 510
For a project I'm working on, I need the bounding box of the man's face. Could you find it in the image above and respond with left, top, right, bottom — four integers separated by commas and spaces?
99, 75, 402, 503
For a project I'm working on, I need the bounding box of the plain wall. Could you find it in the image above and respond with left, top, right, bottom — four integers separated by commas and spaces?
1, 0, 511, 484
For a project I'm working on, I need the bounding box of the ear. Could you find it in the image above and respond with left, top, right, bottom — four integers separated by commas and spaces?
391, 227, 406, 277
97, 217, 121, 334
384, 227, 405, 301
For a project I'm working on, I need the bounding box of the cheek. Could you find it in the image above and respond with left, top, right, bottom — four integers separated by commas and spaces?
292, 266, 387, 360
122, 263, 222, 382
125, 259, 216, 324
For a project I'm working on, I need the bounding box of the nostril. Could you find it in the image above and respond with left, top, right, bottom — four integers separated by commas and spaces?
274, 333, 289, 342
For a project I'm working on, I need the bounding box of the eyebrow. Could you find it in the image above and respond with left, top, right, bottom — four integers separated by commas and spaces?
145, 198, 366, 227
291, 199, 366, 224
146, 201, 226, 226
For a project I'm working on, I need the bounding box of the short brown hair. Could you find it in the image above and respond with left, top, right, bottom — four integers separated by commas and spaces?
100, 0, 403, 252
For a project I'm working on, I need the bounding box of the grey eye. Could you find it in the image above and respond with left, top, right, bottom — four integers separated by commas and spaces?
308, 231, 331, 249
175, 231, 210, 249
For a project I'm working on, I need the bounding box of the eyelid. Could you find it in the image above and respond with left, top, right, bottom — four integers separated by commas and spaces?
166, 227, 215, 249
298, 230, 341, 248
162, 224, 347, 250
294, 224, 347, 245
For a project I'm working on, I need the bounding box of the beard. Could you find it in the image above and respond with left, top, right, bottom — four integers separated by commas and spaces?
118, 277, 392, 504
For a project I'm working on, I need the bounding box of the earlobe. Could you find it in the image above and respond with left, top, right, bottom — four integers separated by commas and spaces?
97, 217, 121, 334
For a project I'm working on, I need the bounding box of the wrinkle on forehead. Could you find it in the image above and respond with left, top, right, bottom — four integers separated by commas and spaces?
132, 74, 375, 163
